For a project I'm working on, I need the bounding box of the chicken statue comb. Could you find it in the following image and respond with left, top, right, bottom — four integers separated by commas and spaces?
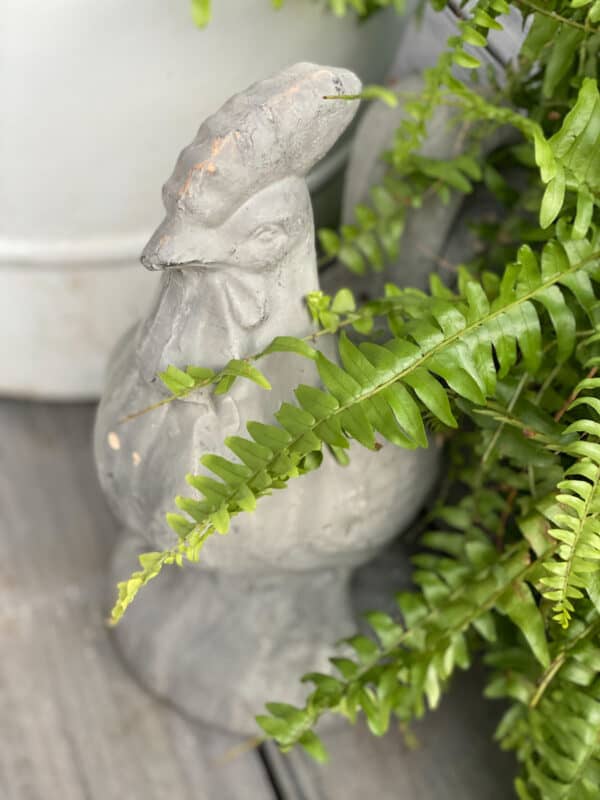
142, 63, 361, 269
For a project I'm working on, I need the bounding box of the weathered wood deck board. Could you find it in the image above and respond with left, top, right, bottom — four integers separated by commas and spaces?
0, 400, 273, 800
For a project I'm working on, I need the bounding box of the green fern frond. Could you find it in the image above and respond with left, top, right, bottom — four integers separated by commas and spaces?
321, 27, 600, 278
540, 394, 600, 626
490, 607, 600, 800
110, 236, 600, 623
317, 0, 513, 275
318, 152, 484, 274
520, 679, 600, 800
255, 498, 546, 755
538, 78, 600, 232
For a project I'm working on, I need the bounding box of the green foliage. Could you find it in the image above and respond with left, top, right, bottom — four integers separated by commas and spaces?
191, 0, 211, 27
138, 1, 600, 797
489, 606, 600, 800
538, 78, 600, 231
540, 420, 600, 626
257, 530, 529, 749
190, 0, 408, 27
112, 232, 600, 618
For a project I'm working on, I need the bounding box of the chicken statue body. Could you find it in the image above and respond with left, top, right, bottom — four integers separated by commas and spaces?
95, 63, 439, 734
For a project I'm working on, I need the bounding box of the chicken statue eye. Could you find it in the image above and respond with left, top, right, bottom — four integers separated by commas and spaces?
251, 223, 283, 242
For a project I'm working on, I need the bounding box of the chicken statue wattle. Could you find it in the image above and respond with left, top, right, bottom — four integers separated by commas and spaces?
94, 63, 439, 734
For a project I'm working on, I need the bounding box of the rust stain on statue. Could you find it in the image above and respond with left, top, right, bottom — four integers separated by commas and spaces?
178, 136, 234, 198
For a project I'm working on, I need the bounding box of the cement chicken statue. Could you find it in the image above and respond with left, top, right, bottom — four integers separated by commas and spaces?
94, 63, 439, 734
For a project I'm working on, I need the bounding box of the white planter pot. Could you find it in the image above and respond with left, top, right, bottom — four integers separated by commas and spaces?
1, 0, 405, 399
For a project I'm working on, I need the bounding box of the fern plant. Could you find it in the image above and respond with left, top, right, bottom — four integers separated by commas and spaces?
117, 1, 600, 797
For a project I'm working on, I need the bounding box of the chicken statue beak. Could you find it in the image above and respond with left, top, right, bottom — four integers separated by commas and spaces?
140, 215, 219, 271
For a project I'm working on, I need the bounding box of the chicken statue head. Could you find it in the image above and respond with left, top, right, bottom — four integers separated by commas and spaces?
142, 62, 360, 272
130, 63, 361, 378
94, 64, 440, 735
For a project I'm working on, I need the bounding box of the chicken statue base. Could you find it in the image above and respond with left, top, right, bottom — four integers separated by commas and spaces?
95, 64, 439, 735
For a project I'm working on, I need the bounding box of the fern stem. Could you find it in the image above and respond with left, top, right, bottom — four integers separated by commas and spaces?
529, 617, 600, 708
119, 394, 191, 424
514, 0, 596, 33
481, 372, 530, 467
529, 652, 567, 710
528, 464, 537, 500
535, 363, 561, 404
213, 735, 265, 765
497, 487, 518, 551
554, 365, 599, 422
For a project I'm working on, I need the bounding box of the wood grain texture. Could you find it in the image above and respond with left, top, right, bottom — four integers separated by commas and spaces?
0, 400, 272, 800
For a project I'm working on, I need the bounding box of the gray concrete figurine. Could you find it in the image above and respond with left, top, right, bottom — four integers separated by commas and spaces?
94, 63, 439, 734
